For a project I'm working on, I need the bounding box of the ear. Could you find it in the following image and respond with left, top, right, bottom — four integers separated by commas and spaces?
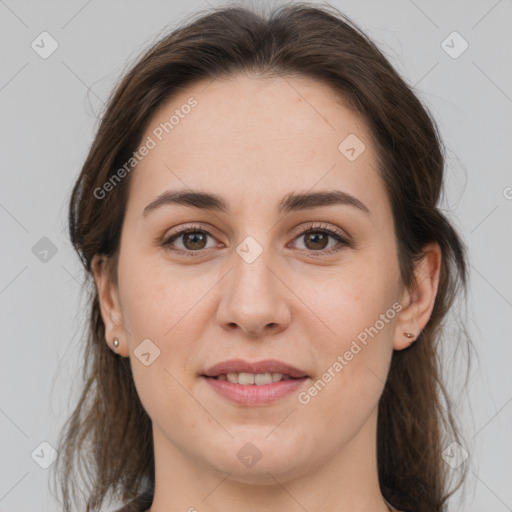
91, 254, 129, 357
393, 242, 442, 350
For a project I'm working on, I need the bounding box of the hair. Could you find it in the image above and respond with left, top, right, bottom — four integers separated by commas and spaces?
52, 2, 471, 511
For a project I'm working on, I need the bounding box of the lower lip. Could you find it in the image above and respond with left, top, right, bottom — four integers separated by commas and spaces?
203, 376, 309, 406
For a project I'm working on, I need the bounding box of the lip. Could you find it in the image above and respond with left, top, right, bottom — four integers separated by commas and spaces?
201, 358, 309, 406
202, 358, 308, 378
203, 376, 308, 406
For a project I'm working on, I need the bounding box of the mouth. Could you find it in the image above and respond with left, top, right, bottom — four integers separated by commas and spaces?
206, 372, 301, 384
201, 359, 309, 406
202, 358, 309, 381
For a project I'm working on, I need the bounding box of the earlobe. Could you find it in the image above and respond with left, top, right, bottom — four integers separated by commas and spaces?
403, 331, 416, 342
91, 254, 128, 356
393, 242, 442, 350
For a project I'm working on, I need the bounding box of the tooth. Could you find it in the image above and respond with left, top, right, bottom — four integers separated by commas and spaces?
219, 372, 287, 384
254, 373, 273, 385
238, 372, 255, 385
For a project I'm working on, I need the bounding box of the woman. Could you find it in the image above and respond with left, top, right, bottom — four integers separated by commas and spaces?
53, 2, 469, 511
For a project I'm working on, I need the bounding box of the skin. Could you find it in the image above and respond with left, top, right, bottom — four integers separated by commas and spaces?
93, 74, 441, 512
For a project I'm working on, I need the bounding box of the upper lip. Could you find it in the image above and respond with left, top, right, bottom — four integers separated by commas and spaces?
202, 359, 309, 378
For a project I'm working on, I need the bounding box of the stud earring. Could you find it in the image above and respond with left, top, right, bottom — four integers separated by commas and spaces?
403, 332, 415, 342
113, 337, 120, 349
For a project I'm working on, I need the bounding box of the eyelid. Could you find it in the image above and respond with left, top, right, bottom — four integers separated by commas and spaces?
294, 222, 352, 244
163, 223, 218, 241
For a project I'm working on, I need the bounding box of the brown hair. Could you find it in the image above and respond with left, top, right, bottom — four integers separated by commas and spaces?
52, 2, 471, 511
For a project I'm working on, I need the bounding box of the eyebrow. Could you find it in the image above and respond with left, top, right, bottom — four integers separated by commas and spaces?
142, 189, 370, 217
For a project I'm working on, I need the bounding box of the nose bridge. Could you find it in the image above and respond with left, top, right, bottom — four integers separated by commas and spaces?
232, 235, 279, 306
234, 237, 275, 293
216, 233, 290, 336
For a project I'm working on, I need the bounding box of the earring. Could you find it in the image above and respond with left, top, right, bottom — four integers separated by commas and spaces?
113, 337, 120, 350
403, 332, 415, 342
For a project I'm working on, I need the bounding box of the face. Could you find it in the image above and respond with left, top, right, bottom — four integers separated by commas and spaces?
96, 74, 418, 484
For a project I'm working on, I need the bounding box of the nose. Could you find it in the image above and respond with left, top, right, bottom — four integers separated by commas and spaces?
216, 250, 291, 338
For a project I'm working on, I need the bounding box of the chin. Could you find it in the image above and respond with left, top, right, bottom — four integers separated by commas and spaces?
201, 437, 315, 484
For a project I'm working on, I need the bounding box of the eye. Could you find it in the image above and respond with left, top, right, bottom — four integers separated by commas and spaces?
162, 222, 352, 257
163, 224, 218, 256
290, 222, 352, 255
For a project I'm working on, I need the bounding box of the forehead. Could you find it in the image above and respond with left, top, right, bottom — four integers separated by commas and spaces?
126, 74, 386, 218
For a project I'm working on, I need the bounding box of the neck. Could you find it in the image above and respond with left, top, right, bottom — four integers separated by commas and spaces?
147, 408, 393, 512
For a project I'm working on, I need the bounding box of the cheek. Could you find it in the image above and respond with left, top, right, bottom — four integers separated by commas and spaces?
318, 256, 398, 343
294, 300, 394, 462
305, 255, 398, 407
117, 259, 209, 415
122, 264, 204, 428
118, 252, 205, 342
316, 286, 395, 384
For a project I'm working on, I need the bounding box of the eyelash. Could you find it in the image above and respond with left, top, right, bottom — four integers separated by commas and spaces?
162, 222, 352, 258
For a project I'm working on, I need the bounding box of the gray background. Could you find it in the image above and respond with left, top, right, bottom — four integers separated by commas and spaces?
1, 0, 511, 511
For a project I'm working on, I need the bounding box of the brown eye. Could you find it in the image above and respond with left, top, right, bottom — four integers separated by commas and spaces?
163, 227, 216, 254
303, 231, 330, 250
181, 231, 208, 250
292, 225, 351, 255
